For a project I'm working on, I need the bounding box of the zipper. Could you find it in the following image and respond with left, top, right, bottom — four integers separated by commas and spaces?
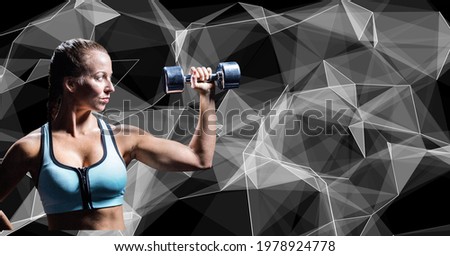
77, 167, 93, 210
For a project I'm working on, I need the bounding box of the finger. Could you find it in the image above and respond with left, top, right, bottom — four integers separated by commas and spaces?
201, 67, 209, 81
196, 67, 206, 81
190, 67, 197, 88
190, 66, 197, 77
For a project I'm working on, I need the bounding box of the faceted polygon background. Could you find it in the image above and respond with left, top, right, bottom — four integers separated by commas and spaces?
1, 0, 450, 235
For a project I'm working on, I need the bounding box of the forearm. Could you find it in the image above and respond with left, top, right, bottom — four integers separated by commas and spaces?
188, 89, 216, 168
0, 210, 13, 230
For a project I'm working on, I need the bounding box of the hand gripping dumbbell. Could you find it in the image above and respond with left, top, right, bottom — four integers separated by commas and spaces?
163, 62, 240, 94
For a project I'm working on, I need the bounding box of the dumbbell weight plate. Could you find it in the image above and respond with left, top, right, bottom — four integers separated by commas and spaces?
163, 66, 185, 94
217, 61, 240, 90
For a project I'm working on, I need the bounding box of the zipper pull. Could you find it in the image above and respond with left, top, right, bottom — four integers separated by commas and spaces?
79, 167, 88, 186
79, 167, 87, 174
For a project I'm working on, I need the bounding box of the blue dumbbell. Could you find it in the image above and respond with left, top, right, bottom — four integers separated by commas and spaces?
163, 62, 240, 94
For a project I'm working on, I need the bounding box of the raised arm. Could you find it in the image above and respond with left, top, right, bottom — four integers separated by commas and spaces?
120, 66, 216, 171
187, 66, 216, 168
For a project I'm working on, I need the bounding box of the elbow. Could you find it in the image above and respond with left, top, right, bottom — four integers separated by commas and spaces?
190, 161, 212, 171
196, 159, 213, 170
199, 162, 213, 170
192, 151, 214, 170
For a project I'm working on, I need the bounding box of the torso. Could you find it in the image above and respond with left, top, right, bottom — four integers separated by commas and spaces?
24, 119, 131, 230
51, 125, 105, 168
46, 205, 125, 230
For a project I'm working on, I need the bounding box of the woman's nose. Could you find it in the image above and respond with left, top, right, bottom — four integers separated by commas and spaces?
105, 79, 115, 93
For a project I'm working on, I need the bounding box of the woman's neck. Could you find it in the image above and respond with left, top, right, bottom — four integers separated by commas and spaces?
51, 102, 98, 137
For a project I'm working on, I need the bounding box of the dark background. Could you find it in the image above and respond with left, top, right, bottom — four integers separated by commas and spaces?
2, 0, 449, 41
2, 0, 450, 236
0, 1, 308, 32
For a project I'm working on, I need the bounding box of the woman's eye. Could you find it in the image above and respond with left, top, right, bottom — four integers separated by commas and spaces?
94, 74, 112, 82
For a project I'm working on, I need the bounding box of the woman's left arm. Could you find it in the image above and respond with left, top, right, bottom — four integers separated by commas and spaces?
186, 66, 216, 168
122, 66, 216, 171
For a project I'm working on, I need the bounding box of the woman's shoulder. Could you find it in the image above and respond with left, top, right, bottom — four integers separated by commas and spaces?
1, 127, 41, 170
9, 127, 42, 158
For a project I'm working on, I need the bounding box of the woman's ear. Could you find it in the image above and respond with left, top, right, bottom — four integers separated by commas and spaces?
64, 77, 77, 93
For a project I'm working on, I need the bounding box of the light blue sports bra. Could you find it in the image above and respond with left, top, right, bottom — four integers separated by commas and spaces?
37, 118, 127, 215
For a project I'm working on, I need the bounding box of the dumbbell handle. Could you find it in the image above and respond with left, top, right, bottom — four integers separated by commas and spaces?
184, 71, 223, 83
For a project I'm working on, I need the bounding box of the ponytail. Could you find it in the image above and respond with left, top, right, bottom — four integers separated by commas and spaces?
47, 82, 62, 122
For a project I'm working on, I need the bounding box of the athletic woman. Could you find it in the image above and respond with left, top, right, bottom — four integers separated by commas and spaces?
0, 38, 216, 230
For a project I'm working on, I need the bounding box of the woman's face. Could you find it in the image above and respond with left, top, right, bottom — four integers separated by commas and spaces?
73, 50, 114, 112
